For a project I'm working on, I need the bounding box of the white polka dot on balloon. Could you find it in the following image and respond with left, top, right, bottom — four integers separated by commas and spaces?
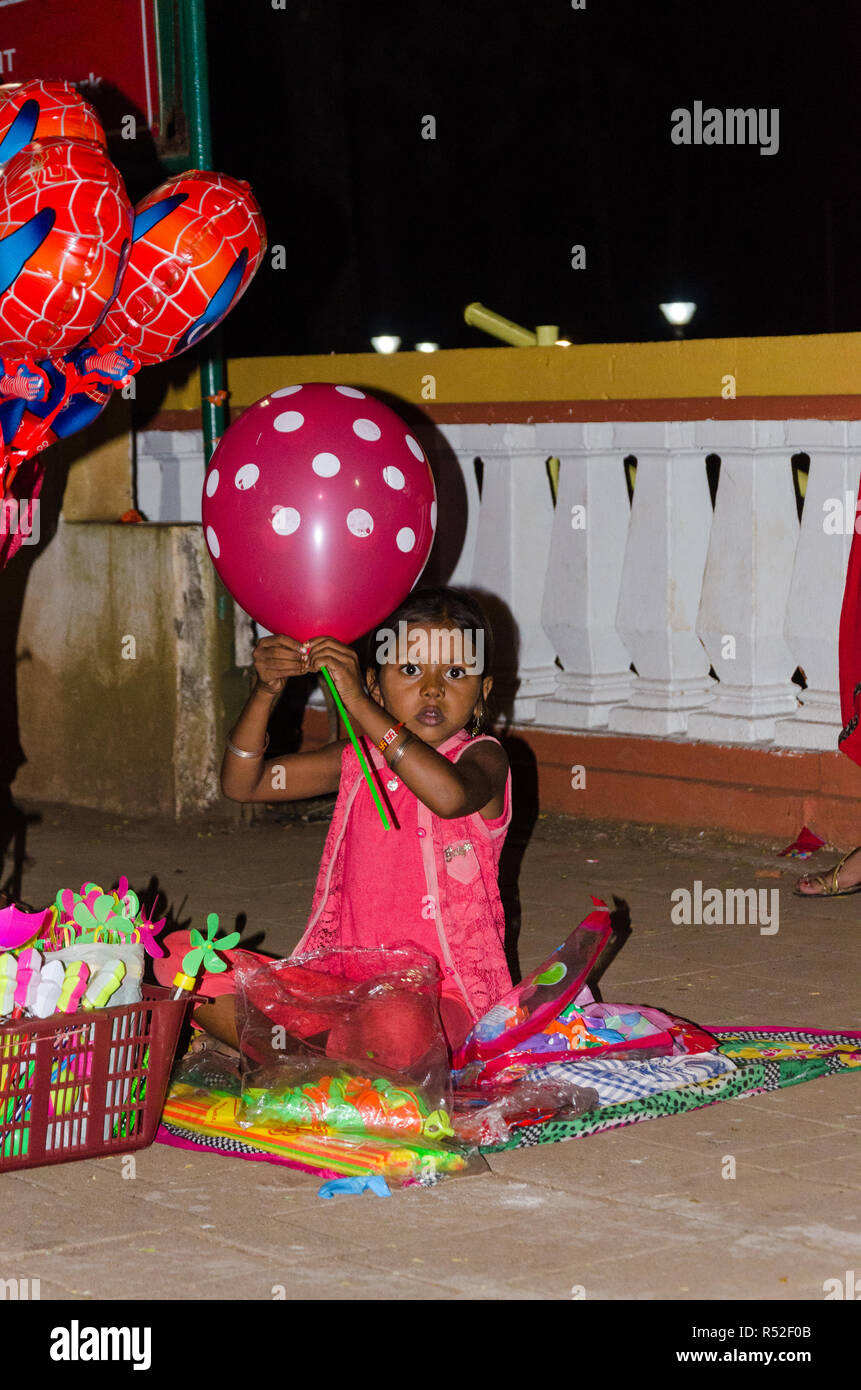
271, 385, 303, 397
353, 418, 381, 441
206, 526, 220, 558
272, 506, 301, 535
205, 469, 219, 497
234, 463, 259, 490
405, 434, 424, 460
430, 500, 437, 529
274, 411, 304, 432
396, 527, 416, 553
312, 452, 341, 477
347, 508, 374, 538
382, 465, 405, 490
335, 385, 365, 398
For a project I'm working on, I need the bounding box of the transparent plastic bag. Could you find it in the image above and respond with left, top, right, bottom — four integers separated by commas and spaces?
453, 1073, 599, 1146
233, 944, 454, 1143
51, 941, 144, 1006
161, 1076, 489, 1186
172, 1042, 242, 1095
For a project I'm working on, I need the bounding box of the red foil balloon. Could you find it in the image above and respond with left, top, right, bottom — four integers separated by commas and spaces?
201, 384, 437, 643
0, 137, 132, 357
90, 171, 267, 366
0, 79, 105, 165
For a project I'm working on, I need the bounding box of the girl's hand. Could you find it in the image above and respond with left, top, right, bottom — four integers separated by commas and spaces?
252, 634, 307, 695
304, 636, 367, 707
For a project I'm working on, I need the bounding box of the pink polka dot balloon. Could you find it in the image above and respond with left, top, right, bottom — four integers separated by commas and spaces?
202, 383, 437, 642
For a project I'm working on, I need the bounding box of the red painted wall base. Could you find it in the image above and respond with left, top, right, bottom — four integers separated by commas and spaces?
300, 707, 860, 844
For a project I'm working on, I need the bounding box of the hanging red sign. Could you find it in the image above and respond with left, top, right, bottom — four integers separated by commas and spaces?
0, 0, 160, 138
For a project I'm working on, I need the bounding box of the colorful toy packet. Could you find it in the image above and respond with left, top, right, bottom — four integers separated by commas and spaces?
241, 1070, 454, 1140
452, 897, 613, 1070
160, 1081, 482, 1186
453, 901, 719, 1096
160, 1043, 484, 1187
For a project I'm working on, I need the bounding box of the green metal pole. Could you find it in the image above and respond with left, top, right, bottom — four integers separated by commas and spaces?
181, 0, 226, 463
178, 0, 239, 808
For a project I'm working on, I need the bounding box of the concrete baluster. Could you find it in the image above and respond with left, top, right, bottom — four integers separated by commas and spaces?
136, 429, 205, 522
687, 422, 799, 743
426, 423, 483, 587
774, 423, 857, 748
469, 423, 558, 723
537, 422, 633, 727
608, 422, 715, 735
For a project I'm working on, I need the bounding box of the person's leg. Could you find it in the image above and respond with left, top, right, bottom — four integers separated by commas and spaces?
192, 993, 240, 1049
795, 846, 861, 896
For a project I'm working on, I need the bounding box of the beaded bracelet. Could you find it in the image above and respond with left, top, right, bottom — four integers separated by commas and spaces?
377, 720, 405, 752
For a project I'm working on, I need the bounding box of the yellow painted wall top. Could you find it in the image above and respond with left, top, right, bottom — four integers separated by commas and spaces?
161, 333, 861, 412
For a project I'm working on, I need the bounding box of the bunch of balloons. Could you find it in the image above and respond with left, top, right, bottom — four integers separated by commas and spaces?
0, 78, 266, 567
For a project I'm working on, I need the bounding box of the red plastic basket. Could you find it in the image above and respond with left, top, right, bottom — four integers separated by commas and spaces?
0, 985, 196, 1172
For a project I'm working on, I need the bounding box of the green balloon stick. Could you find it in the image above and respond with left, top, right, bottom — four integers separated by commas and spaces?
320, 665, 391, 831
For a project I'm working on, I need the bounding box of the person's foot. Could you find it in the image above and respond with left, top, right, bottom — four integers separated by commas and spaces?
795, 847, 861, 896
185, 1029, 240, 1060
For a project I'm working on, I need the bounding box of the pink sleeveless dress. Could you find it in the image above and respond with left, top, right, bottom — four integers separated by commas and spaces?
292, 729, 513, 1047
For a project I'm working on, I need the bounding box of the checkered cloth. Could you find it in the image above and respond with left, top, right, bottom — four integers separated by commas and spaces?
520, 1050, 735, 1106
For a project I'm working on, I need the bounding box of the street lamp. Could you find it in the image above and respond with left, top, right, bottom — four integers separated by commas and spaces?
370, 335, 401, 354
659, 301, 697, 339
415, 342, 439, 352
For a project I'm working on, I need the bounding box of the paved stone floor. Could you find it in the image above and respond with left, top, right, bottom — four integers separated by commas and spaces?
2, 804, 859, 1301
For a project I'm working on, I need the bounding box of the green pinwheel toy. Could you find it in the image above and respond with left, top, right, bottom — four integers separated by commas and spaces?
172, 913, 240, 998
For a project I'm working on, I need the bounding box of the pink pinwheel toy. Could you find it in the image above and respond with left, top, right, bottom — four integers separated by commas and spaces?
54, 876, 167, 958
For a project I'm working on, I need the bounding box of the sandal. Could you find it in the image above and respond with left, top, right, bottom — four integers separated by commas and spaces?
794, 847, 861, 898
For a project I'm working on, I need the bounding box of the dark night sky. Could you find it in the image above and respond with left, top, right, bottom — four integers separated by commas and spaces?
200, 0, 861, 358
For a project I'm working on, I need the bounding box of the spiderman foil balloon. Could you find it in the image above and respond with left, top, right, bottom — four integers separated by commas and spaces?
90, 170, 267, 366
0, 77, 106, 159
0, 79, 266, 568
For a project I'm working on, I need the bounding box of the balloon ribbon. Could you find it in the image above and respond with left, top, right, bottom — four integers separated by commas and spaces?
320, 665, 390, 830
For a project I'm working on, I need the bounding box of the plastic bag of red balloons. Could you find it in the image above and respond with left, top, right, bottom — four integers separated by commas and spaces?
0, 78, 267, 565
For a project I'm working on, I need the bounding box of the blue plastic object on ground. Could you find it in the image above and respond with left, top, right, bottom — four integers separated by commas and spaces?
317, 1174, 392, 1199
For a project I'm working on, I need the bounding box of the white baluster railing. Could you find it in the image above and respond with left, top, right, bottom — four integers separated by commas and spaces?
536, 423, 634, 727
773, 424, 857, 748
467, 424, 559, 723
687, 423, 800, 743
136, 429, 205, 523
135, 414, 857, 754
430, 424, 485, 587
607, 423, 715, 735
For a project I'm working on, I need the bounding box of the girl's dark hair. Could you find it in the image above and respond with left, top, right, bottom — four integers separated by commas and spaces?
363, 586, 495, 733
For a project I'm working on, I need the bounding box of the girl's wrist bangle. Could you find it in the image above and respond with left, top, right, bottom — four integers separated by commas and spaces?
227, 731, 270, 759
386, 731, 413, 769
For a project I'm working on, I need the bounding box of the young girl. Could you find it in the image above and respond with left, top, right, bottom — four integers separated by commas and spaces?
190, 587, 513, 1051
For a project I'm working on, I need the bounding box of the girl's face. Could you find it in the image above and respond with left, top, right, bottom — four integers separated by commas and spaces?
368, 621, 492, 747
